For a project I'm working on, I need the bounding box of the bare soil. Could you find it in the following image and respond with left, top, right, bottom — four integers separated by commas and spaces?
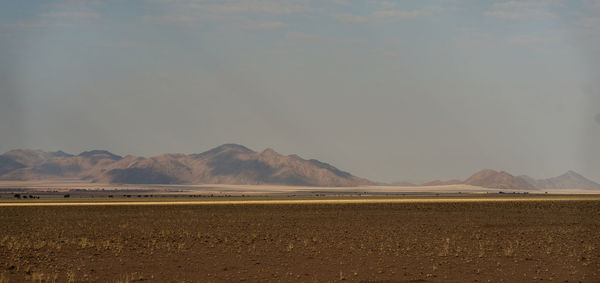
1, 199, 599, 282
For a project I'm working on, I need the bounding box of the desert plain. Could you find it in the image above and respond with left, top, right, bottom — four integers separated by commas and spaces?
1, 182, 599, 282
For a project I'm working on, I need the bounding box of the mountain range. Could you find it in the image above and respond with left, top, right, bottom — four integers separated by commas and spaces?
0, 144, 372, 187
1, 144, 598, 190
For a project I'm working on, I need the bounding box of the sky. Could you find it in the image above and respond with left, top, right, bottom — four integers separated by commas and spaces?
1, 0, 599, 183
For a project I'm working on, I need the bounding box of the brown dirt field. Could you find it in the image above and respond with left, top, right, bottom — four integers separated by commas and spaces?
1, 200, 599, 282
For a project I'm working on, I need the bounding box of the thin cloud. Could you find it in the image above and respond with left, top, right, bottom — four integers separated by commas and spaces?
378, 1, 398, 9
1, 21, 72, 29
371, 6, 442, 22
48, 0, 106, 10
141, 14, 196, 25
286, 32, 321, 41
375, 47, 399, 58
240, 21, 286, 30
453, 28, 495, 50
331, 6, 442, 24
484, 10, 554, 20
41, 11, 101, 20
572, 17, 600, 53
192, 0, 311, 16
3, 9, 101, 29
331, 0, 350, 6
485, 1, 558, 20
491, 0, 561, 9
579, 17, 600, 29
584, 0, 600, 12
333, 14, 368, 24
87, 41, 140, 48
508, 34, 553, 45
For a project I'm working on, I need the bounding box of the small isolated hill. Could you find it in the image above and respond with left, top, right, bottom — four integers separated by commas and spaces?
520, 171, 600, 190
0, 144, 373, 187
463, 169, 535, 190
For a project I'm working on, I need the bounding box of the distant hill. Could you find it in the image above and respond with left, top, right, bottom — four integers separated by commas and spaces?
410, 169, 599, 191
419, 169, 533, 189
463, 169, 535, 190
0, 144, 373, 187
520, 171, 600, 190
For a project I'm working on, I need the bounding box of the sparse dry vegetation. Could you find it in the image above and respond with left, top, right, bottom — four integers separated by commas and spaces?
0, 200, 599, 281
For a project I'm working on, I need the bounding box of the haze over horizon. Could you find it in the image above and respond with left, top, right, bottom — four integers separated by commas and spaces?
1, 0, 599, 184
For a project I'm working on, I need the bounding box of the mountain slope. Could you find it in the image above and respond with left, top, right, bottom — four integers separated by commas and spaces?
0, 145, 373, 186
0, 156, 26, 176
0, 149, 123, 180
520, 171, 600, 190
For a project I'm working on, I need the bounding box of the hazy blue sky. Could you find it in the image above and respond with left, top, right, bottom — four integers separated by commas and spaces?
1, 0, 599, 183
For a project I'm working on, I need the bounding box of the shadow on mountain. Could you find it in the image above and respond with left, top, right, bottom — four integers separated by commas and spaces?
0, 156, 25, 176
208, 151, 275, 178
33, 162, 81, 176
107, 168, 178, 184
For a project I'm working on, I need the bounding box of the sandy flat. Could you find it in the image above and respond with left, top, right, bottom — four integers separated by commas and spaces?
1, 180, 599, 195
1, 196, 600, 206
